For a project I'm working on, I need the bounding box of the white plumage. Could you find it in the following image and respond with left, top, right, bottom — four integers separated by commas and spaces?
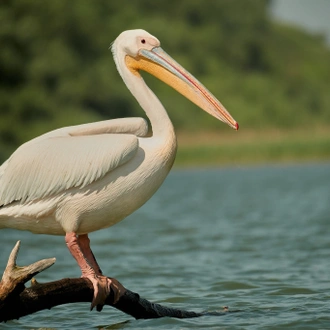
0, 29, 238, 310
0, 119, 147, 205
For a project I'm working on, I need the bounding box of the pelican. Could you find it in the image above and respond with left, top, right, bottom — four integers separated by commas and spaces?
0, 29, 238, 310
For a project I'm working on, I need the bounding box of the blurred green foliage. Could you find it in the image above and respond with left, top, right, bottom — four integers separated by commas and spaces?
1, 0, 330, 162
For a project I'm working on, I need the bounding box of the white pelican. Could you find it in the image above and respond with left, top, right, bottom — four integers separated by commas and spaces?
0, 29, 238, 310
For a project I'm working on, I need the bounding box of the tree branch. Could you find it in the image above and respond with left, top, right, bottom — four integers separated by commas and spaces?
0, 241, 231, 322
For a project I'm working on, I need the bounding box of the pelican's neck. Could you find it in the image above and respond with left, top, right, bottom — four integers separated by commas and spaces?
132, 76, 175, 137
114, 54, 176, 141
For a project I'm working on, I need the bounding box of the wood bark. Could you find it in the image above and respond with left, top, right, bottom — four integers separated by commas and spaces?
0, 241, 231, 322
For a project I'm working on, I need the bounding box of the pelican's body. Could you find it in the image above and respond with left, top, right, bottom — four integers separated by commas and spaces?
0, 117, 176, 235
0, 29, 238, 310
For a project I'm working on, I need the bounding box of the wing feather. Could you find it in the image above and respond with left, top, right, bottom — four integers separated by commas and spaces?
0, 134, 139, 205
68, 117, 148, 137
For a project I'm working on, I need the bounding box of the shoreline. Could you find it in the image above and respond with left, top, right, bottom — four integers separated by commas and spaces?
175, 127, 330, 167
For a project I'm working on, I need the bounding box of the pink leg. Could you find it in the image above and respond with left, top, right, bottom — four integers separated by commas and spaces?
77, 234, 102, 276
65, 232, 113, 311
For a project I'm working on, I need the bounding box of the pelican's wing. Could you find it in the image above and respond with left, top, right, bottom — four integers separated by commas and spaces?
0, 117, 149, 205
0, 133, 140, 205
67, 117, 148, 137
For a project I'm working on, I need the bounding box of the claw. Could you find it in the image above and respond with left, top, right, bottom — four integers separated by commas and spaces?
87, 275, 112, 311
86, 275, 125, 311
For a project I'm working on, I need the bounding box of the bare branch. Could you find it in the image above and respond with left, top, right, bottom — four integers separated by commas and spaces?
0, 241, 55, 309
0, 241, 231, 322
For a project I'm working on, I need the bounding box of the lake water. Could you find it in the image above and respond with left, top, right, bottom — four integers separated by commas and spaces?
1, 163, 329, 329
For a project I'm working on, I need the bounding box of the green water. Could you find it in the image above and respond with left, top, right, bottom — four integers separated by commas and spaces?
1, 163, 329, 329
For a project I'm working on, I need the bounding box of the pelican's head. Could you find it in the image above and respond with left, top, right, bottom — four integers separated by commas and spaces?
112, 29, 239, 130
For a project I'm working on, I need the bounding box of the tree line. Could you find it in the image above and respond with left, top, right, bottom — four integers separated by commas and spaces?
1, 0, 329, 162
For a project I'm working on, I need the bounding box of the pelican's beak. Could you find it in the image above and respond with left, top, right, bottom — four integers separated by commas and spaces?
125, 47, 238, 130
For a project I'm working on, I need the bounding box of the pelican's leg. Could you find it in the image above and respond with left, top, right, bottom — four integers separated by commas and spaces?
77, 234, 103, 275
65, 232, 114, 311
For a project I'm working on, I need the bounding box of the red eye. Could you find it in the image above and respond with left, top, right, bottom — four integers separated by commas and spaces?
141, 39, 146, 44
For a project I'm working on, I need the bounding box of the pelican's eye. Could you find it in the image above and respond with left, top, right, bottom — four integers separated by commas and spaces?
141, 39, 146, 44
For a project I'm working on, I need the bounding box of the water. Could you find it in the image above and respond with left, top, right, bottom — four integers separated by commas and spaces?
1, 163, 329, 329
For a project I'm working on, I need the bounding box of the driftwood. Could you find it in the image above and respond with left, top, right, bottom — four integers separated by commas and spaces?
0, 241, 231, 322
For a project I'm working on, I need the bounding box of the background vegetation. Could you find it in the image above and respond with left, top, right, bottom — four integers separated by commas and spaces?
1, 0, 329, 165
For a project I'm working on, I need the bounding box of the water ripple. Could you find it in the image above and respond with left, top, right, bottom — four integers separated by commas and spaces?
1, 163, 330, 329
